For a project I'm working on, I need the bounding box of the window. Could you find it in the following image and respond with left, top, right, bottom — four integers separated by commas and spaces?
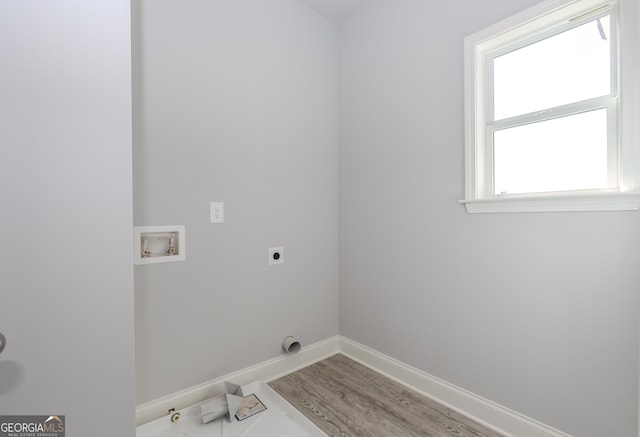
461, 0, 640, 213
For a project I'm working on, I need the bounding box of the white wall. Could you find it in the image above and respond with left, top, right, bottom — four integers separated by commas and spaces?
0, 1, 135, 436
339, 1, 640, 437
133, 0, 339, 404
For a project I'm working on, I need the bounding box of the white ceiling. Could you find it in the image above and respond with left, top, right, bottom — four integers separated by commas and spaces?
296, 0, 372, 22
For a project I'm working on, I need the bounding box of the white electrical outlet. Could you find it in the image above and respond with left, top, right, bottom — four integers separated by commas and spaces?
210, 202, 224, 223
268, 247, 284, 265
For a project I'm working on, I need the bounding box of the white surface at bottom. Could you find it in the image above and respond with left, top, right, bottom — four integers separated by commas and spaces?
136, 381, 327, 437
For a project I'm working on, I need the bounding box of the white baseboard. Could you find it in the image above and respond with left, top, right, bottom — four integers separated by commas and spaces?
135, 335, 340, 426
339, 336, 574, 437
137, 335, 574, 437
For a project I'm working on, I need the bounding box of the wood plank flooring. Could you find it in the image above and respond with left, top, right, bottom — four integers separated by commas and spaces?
269, 354, 505, 437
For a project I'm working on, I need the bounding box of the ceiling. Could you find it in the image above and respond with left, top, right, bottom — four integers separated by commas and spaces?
295, 0, 372, 22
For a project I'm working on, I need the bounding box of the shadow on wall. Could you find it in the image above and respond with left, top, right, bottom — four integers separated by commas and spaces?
0, 361, 26, 395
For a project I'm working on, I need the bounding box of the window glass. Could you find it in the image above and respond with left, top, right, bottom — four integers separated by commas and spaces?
493, 16, 611, 121
493, 108, 609, 194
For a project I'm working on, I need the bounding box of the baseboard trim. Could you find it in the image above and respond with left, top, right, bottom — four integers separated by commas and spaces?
135, 335, 340, 426
339, 336, 573, 437
137, 335, 574, 437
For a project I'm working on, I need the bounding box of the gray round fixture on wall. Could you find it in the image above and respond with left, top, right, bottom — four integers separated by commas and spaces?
282, 336, 301, 354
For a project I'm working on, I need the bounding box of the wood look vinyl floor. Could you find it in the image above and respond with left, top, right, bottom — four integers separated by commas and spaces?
269, 354, 505, 437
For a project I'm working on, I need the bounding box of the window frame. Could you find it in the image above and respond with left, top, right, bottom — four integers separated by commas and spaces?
461, 0, 640, 213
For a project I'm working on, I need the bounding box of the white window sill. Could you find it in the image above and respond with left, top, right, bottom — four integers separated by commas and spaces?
459, 191, 640, 213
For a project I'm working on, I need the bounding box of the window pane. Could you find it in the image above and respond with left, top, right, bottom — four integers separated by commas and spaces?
494, 16, 611, 120
494, 109, 608, 195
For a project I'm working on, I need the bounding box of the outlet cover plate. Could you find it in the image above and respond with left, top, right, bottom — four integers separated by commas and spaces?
210, 202, 224, 223
268, 247, 284, 265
